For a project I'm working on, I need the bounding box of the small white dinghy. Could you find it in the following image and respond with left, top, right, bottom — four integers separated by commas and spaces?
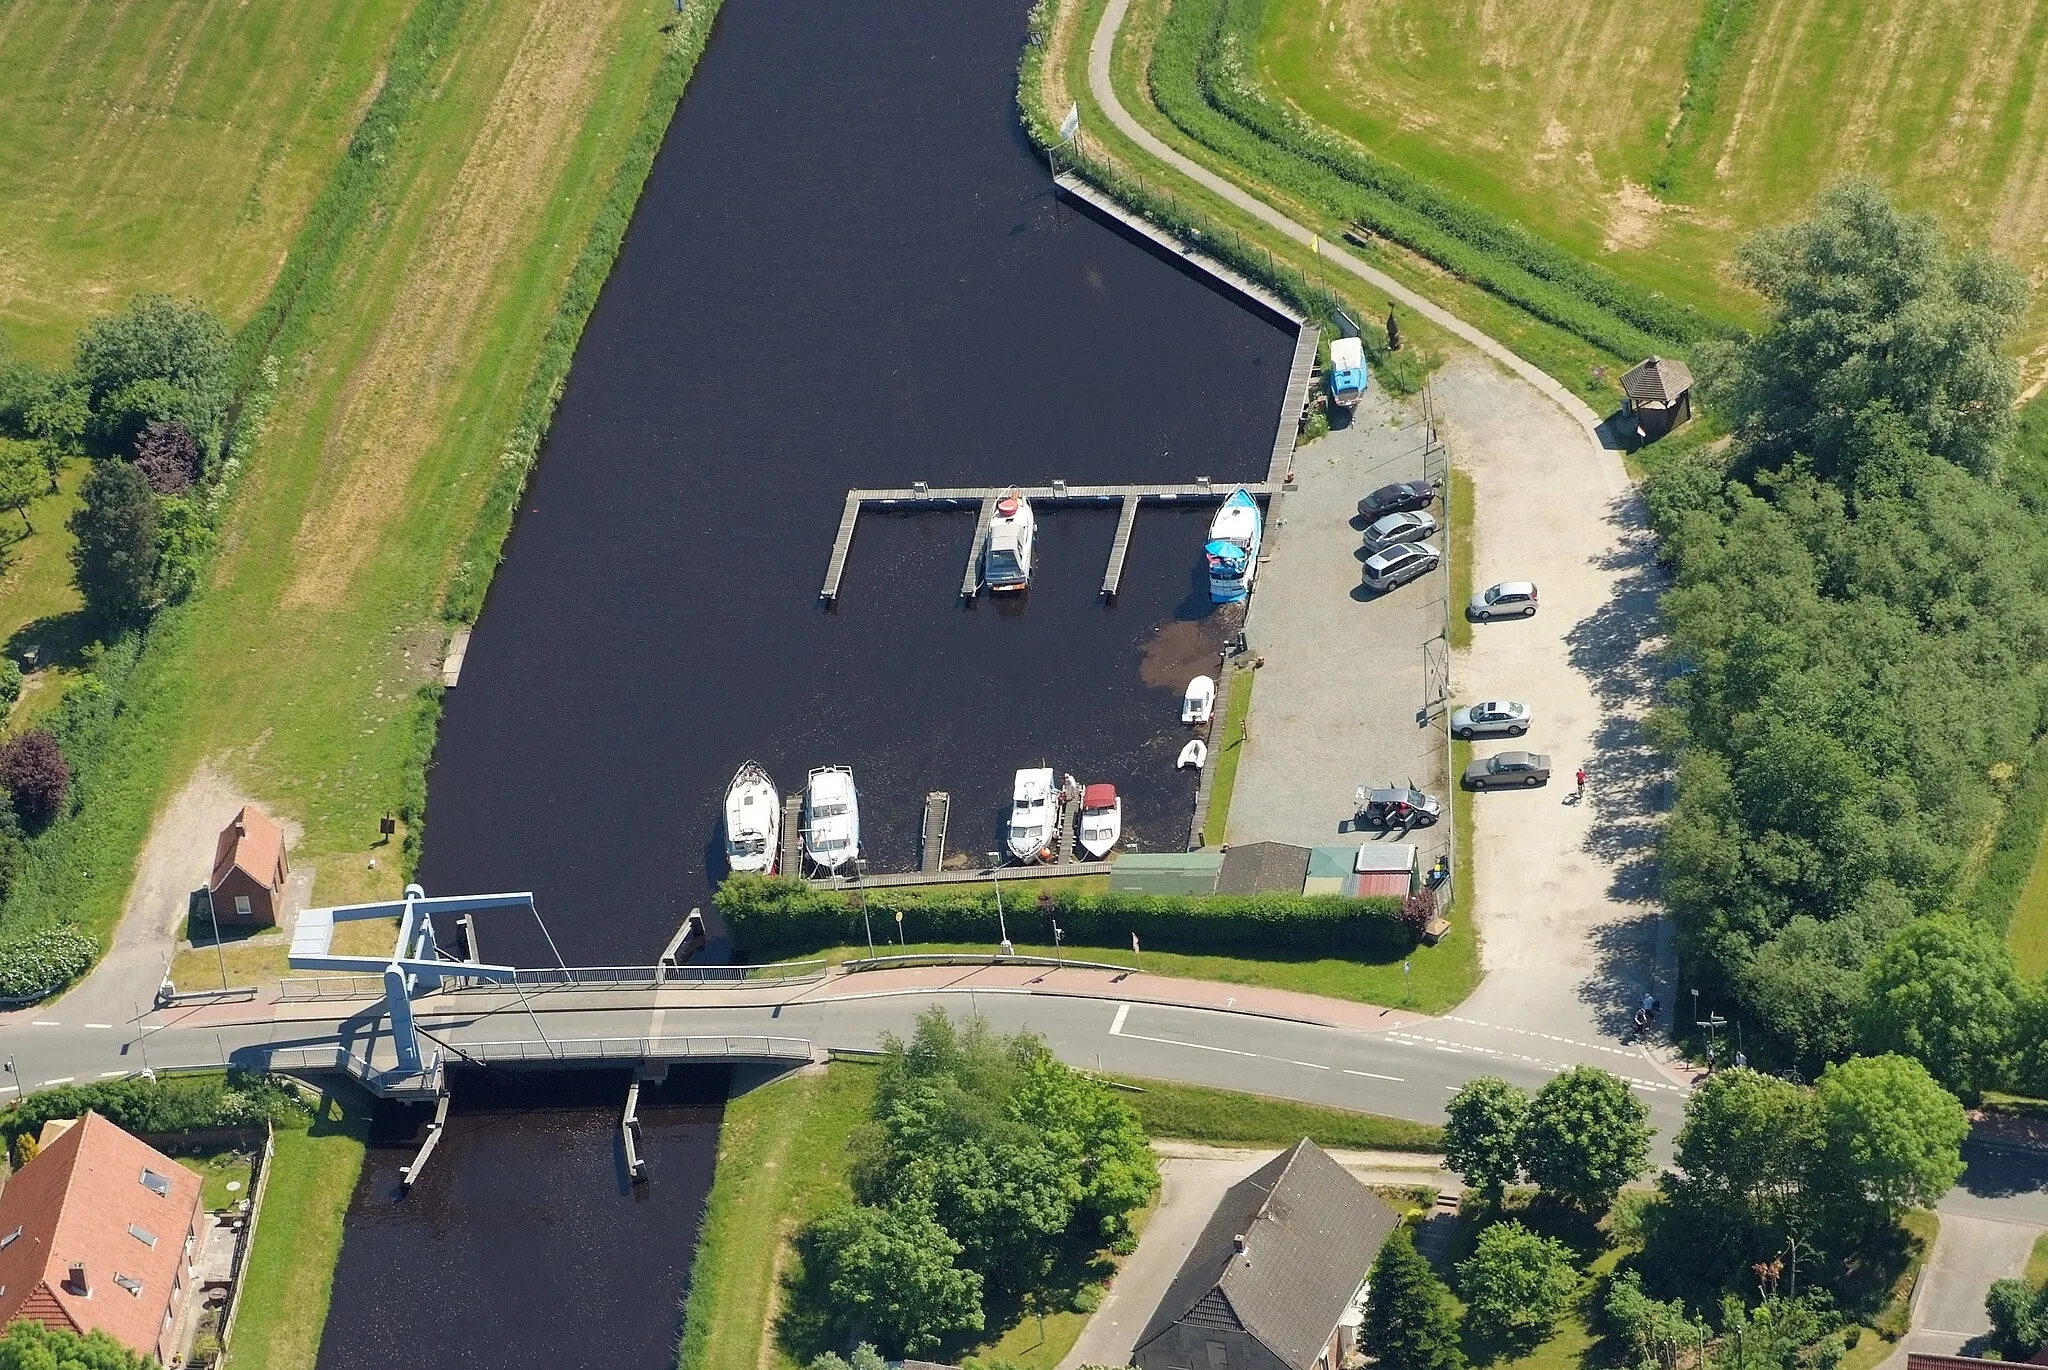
1077, 783, 1122, 859
1182, 675, 1216, 725
1177, 739, 1207, 769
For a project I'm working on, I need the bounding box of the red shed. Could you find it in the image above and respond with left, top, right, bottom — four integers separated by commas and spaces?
209, 805, 288, 928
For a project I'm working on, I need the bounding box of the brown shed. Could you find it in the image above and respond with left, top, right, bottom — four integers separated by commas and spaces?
209, 805, 288, 928
1620, 354, 1694, 440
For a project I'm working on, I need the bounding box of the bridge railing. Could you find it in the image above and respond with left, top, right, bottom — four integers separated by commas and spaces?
279, 974, 389, 1001
455, 1034, 813, 1063
840, 952, 1135, 975
277, 961, 831, 1002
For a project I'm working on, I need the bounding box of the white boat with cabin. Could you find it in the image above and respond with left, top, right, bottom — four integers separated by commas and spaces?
724, 760, 780, 874
1183, 675, 1216, 725
1007, 766, 1057, 863
983, 489, 1036, 592
1205, 487, 1262, 604
803, 765, 860, 874
1328, 336, 1369, 408
1077, 784, 1122, 859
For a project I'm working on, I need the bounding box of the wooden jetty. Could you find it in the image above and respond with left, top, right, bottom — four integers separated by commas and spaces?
920, 791, 951, 871
1272, 326, 1321, 486
779, 793, 803, 876
820, 480, 1273, 603
810, 861, 1112, 891
1056, 785, 1081, 865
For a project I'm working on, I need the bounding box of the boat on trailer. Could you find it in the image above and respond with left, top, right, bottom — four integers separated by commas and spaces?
803, 765, 860, 874
724, 760, 780, 874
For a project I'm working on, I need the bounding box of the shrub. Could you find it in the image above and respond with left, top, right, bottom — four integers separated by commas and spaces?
133, 419, 200, 494
0, 1068, 305, 1137
715, 873, 1414, 961
0, 922, 96, 999
0, 1321, 152, 1370
1458, 1220, 1578, 1344
0, 658, 22, 711
0, 729, 70, 828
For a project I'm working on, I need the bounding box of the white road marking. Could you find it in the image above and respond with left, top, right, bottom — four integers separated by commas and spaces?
101, 1070, 127, 1078
41, 1076, 74, 1085
1112, 1026, 1328, 1070
1109, 1003, 1130, 1036
83, 1023, 113, 1030
1343, 1068, 1405, 1082
30, 1020, 60, 1026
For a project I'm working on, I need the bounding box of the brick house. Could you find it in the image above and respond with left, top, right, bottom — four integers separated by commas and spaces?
0, 1111, 204, 1365
209, 805, 289, 929
1134, 1139, 1399, 1370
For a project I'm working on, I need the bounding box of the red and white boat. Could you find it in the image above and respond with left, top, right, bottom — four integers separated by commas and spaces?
1077, 783, 1122, 860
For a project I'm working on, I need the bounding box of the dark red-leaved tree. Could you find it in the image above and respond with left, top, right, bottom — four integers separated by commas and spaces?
0, 729, 71, 828
133, 419, 200, 495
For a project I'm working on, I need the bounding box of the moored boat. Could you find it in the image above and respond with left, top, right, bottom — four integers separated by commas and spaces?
724, 760, 780, 874
1177, 739, 1207, 769
803, 765, 860, 874
1077, 783, 1122, 859
1007, 766, 1057, 863
1182, 675, 1216, 725
984, 489, 1036, 593
1205, 487, 1262, 604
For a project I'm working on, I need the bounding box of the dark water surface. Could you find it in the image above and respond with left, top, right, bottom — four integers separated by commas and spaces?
417, 0, 1294, 967
315, 1070, 726, 1370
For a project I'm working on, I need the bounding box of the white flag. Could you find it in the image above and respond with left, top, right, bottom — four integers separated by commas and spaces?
1060, 102, 1081, 142
1131, 932, 1140, 954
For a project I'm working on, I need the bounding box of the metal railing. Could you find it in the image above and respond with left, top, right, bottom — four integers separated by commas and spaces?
278, 960, 831, 1002
279, 974, 387, 1001
840, 952, 1135, 975
454, 1034, 812, 1063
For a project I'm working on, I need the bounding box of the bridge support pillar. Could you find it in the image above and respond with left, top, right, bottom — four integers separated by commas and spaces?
385, 962, 422, 1072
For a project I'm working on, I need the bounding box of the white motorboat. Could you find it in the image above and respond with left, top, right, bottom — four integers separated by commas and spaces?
803, 765, 860, 874
1007, 766, 1057, 863
724, 760, 780, 874
1077, 784, 1122, 859
983, 489, 1036, 593
1182, 675, 1216, 725
1328, 336, 1369, 408
1177, 740, 1207, 769
1205, 487, 1262, 604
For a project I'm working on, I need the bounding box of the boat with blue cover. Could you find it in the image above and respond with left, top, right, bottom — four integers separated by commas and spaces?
1328, 336, 1368, 408
1205, 486, 1262, 603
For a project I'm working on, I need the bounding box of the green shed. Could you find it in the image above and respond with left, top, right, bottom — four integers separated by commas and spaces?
1110, 852, 1226, 895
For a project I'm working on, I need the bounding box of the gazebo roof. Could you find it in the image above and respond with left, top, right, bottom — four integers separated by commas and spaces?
1621, 354, 1694, 406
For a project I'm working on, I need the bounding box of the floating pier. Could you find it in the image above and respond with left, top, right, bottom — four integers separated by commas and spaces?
820, 481, 1271, 603
779, 793, 803, 876
920, 792, 951, 871
1057, 786, 1081, 865
810, 861, 1113, 890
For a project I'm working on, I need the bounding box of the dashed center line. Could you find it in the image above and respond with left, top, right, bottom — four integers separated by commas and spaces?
1343, 1068, 1405, 1082
30, 1020, 60, 1027
83, 1023, 113, 1030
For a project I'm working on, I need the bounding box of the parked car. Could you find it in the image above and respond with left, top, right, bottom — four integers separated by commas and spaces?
1451, 700, 1532, 739
1463, 750, 1553, 789
1363, 509, 1439, 550
1358, 480, 1438, 520
1469, 580, 1538, 620
1363, 541, 1441, 592
1355, 785, 1443, 828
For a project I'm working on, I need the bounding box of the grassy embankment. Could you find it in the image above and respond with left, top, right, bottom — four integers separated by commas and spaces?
678, 1062, 1439, 1370
1204, 666, 1256, 845
215, 1086, 372, 1370
0, 0, 719, 970
1260, 0, 2048, 364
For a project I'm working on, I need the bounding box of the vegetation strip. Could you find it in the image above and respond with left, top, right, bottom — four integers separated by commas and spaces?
1112, 1075, 1443, 1150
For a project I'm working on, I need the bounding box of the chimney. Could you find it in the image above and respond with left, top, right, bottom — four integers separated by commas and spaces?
66, 1261, 88, 1295
1233, 1234, 1247, 1255
235, 818, 247, 839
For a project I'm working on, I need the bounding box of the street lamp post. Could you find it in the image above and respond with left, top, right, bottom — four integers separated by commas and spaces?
985, 852, 1013, 957
1052, 920, 1064, 965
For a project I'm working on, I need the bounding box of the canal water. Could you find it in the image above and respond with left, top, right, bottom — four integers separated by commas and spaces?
314, 1070, 726, 1370
416, 0, 1296, 968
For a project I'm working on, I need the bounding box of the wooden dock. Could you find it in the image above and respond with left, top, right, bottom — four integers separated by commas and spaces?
820, 481, 1272, 603
779, 793, 803, 876
1056, 785, 1080, 865
920, 792, 951, 871
810, 861, 1112, 891
1271, 325, 1321, 487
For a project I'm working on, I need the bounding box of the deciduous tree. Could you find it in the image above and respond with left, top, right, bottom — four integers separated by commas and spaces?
1652, 1069, 1821, 1288
1457, 1220, 1577, 1344
798, 1201, 984, 1358
0, 1321, 151, 1370
1813, 1054, 1965, 1228
0, 438, 44, 532
0, 728, 70, 828
1522, 1067, 1651, 1213
70, 457, 157, 621
73, 293, 230, 460
1859, 916, 2018, 1101
1442, 1078, 1527, 1205
1363, 1227, 1464, 1370
133, 418, 200, 494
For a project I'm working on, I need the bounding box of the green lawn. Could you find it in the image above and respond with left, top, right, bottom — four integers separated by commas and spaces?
188, 1146, 257, 1212
0, 455, 88, 731
795, 934, 1478, 1013
0, 0, 413, 362
223, 1087, 370, 1370
2010, 822, 2048, 977
1206, 667, 1256, 845
2026, 1230, 2048, 1288
3, 0, 696, 950
1449, 468, 1475, 651
1112, 1075, 1443, 1150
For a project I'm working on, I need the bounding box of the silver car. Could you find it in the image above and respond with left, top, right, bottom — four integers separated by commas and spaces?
1363, 541, 1441, 592
1463, 750, 1553, 789
1364, 509, 1439, 551
1451, 700, 1532, 740
1469, 580, 1538, 620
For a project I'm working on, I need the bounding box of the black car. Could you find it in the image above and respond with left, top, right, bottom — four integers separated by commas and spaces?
1359, 480, 1439, 520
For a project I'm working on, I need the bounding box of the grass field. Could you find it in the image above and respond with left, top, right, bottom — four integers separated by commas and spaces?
1259, 0, 2048, 371
0, 0, 413, 362
1207, 667, 1257, 844
1112, 1075, 1444, 1149
0, 0, 702, 950
223, 1086, 371, 1370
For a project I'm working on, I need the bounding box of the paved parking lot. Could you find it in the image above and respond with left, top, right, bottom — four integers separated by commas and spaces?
1228, 382, 1450, 874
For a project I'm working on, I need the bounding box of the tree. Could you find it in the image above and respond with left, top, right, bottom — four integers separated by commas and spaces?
1987, 1278, 2046, 1359
1363, 1227, 1465, 1370
133, 418, 200, 494
1859, 916, 2018, 1101
1521, 1067, 1651, 1212
1813, 1054, 1966, 1229
798, 1201, 985, 1358
1443, 1078, 1527, 1205
1607, 1270, 1696, 1370
808, 1345, 887, 1370
0, 728, 70, 828
1655, 1069, 1821, 1283
1701, 177, 2025, 482
0, 1320, 151, 1370
0, 438, 43, 532
1457, 1220, 1578, 1345
70, 457, 157, 621
73, 293, 231, 460
1710, 1294, 1841, 1370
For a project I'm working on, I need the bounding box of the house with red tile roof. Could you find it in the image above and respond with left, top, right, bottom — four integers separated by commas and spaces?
209, 805, 289, 929
0, 1111, 203, 1365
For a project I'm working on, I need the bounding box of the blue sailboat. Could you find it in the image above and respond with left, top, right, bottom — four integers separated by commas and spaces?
1205, 487, 1262, 604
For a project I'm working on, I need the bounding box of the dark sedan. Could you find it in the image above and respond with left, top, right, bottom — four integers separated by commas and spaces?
1358, 480, 1439, 520
1463, 750, 1553, 789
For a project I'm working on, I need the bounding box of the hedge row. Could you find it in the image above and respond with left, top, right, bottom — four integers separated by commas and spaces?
1148, 0, 1718, 361
443, 0, 727, 621
0, 924, 96, 1000
0, 1070, 305, 1141
715, 874, 1416, 962
1966, 737, 2048, 930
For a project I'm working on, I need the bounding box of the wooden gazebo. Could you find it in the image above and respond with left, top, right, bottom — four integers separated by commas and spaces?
1620, 354, 1694, 440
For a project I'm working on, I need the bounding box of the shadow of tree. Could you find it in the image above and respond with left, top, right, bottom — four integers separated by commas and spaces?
7, 609, 98, 674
